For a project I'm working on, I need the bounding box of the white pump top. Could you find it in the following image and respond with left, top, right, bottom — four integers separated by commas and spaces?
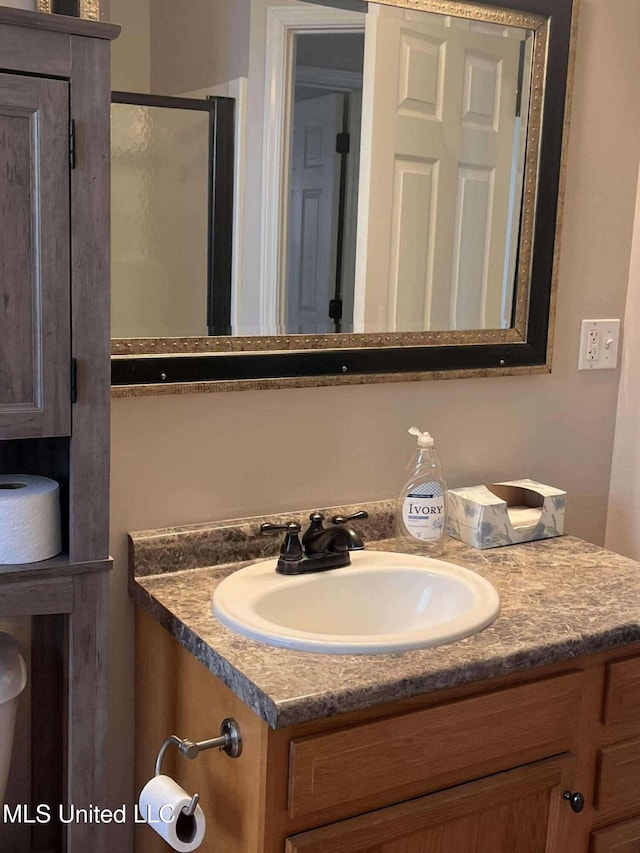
408, 427, 434, 448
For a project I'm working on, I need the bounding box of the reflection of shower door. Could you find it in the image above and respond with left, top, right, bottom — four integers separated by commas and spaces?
110, 92, 234, 338
286, 93, 344, 334
356, 7, 521, 333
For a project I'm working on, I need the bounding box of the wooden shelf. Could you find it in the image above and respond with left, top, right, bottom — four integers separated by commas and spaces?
0, 553, 111, 582
0, 556, 112, 616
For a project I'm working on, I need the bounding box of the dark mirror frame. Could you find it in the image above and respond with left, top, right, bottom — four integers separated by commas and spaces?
111, 0, 574, 391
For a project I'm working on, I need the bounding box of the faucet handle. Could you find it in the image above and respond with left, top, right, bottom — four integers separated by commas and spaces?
260, 521, 301, 535
331, 510, 369, 525
260, 521, 303, 562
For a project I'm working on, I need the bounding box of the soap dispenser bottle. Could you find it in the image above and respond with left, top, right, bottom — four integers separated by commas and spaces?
396, 428, 447, 557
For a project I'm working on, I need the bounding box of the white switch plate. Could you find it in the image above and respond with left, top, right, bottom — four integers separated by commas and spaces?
578, 319, 621, 370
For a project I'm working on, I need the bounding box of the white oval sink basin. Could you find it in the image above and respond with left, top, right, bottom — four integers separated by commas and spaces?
212, 550, 500, 654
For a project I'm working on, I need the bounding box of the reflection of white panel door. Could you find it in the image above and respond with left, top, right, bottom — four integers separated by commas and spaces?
355, 8, 521, 332
286, 92, 344, 334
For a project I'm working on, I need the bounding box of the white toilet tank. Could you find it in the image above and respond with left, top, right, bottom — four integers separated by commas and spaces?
0, 632, 27, 805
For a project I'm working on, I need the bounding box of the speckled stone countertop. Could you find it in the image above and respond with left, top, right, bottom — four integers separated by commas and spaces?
129, 503, 640, 729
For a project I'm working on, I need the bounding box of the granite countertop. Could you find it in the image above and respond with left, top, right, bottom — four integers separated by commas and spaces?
130, 502, 640, 729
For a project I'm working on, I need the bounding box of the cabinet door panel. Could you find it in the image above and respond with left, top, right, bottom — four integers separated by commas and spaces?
596, 737, 640, 817
288, 672, 583, 822
0, 73, 70, 438
286, 755, 575, 853
592, 816, 640, 853
603, 656, 640, 729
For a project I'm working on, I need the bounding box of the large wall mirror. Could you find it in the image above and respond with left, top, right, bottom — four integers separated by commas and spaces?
111, 0, 575, 391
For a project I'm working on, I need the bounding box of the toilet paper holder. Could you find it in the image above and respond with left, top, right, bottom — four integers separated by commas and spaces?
154, 718, 242, 817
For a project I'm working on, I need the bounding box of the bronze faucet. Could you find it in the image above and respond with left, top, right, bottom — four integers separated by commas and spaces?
260, 510, 368, 575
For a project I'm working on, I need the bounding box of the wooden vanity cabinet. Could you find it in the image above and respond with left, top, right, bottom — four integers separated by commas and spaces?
136, 611, 640, 853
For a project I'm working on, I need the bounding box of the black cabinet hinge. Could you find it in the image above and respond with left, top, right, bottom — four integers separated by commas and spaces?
70, 358, 78, 404
336, 132, 350, 155
69, 119, 76, 169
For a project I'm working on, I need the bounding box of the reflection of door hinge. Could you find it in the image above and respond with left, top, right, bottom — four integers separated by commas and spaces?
515, 40, 526, 118
329, 299, 343, 321
69, 119, 76, 169
336, 132, 350, 155
70, 358, 78, 404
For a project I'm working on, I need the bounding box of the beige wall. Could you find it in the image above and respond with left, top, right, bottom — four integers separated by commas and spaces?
110, 0, 150, 92
150, 0, 251, 95
606, 171, 640, 558
108, 1, 640, 850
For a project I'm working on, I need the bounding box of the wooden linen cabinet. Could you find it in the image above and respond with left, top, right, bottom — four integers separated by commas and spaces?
0, 7, 118, 853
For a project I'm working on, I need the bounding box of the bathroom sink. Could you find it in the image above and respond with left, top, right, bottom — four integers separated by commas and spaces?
212, 551, 500, 654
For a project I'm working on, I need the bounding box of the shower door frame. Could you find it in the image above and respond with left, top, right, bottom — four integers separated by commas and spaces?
111, 91, 235, 337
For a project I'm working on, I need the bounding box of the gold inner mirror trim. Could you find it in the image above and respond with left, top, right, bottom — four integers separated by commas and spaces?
37, 0, 100, 21
381, 0, 543, 29
111, 0, 548, 359
112, 327, 524, 356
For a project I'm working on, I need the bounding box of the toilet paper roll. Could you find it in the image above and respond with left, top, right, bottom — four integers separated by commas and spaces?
0, 475, 62, 565
139, 775, 206, 852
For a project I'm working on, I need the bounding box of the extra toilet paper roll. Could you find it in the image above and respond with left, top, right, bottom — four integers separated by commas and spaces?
0, 475, 62, 565
139, 775, 206, 852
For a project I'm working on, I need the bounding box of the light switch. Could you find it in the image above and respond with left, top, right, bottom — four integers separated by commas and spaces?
578, 319, 621, 370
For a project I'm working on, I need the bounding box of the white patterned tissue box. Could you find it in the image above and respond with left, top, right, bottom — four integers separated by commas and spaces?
446, 479, 566, 550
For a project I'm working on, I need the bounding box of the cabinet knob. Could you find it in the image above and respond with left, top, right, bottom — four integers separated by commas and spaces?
563, 791, 585, 813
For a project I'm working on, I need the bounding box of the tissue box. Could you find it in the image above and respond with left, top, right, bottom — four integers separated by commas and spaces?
446, 479, 566, 550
